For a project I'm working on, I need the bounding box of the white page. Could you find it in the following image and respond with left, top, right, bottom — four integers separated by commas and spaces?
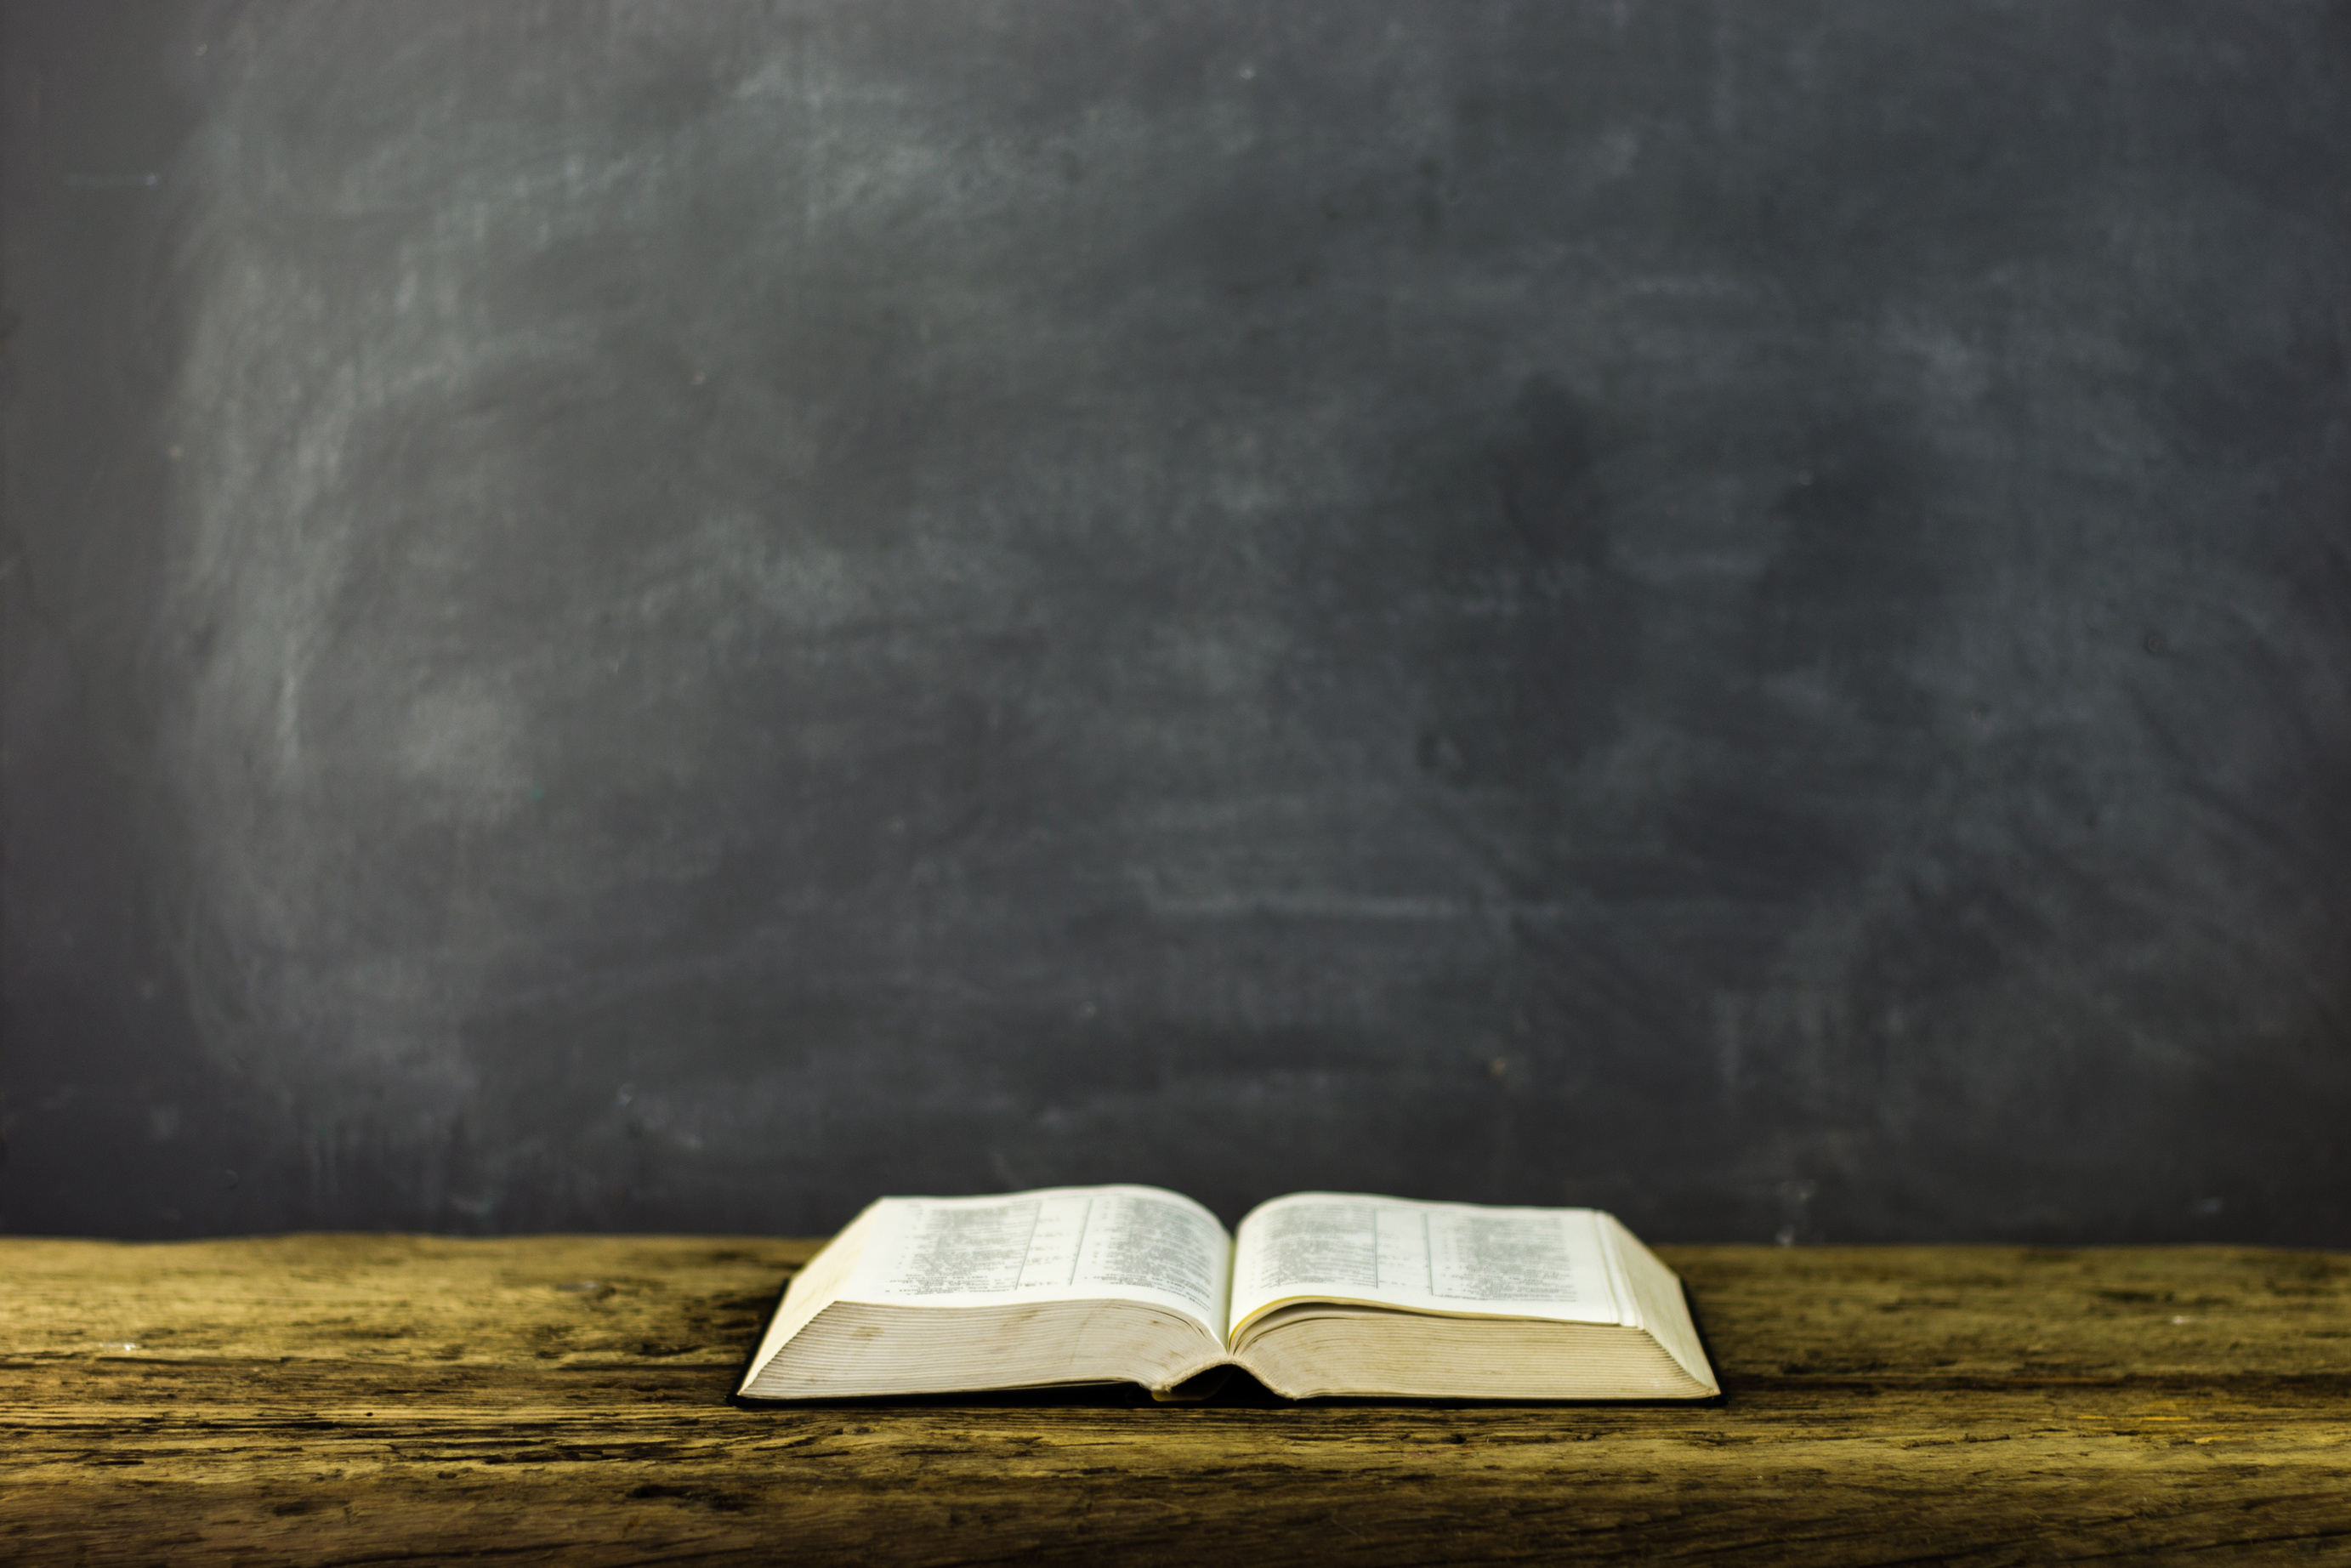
832, 1184, 1233, 1342
1228, 1192, 1627, 1338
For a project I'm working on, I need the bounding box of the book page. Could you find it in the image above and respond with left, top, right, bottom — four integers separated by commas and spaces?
832, 1185, 1233, 1342
740, 1197, 891, 1387
1598, 1212, 1718, 1393
1227, 1193, 1628, 1341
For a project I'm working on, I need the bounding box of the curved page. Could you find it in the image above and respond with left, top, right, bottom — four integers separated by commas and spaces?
1229, 1193, 1627, 1341
834, 1184, 1233, 1344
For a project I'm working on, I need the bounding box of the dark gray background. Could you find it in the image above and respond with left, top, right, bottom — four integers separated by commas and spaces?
5, 1, 2347, 1244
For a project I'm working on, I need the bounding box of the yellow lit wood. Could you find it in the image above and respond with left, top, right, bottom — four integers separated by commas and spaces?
3, 1236, 2347, 1563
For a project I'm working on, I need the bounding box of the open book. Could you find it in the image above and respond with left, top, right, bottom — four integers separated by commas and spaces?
738, 1185, 1717, 1401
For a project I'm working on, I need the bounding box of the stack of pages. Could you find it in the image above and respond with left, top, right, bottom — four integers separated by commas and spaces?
740, 1185, 1718, 1401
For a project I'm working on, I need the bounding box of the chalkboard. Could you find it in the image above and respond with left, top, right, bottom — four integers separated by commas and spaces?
4, 1, 2347, 1243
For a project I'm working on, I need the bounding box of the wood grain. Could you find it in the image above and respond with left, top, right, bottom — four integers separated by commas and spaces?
3, 1237, 2347, 1564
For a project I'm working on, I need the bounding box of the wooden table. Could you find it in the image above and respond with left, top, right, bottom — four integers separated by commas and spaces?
3, 1236, 2347, 1564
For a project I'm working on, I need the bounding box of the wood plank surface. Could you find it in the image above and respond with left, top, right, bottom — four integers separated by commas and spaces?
3, 1236, 2347, 1564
